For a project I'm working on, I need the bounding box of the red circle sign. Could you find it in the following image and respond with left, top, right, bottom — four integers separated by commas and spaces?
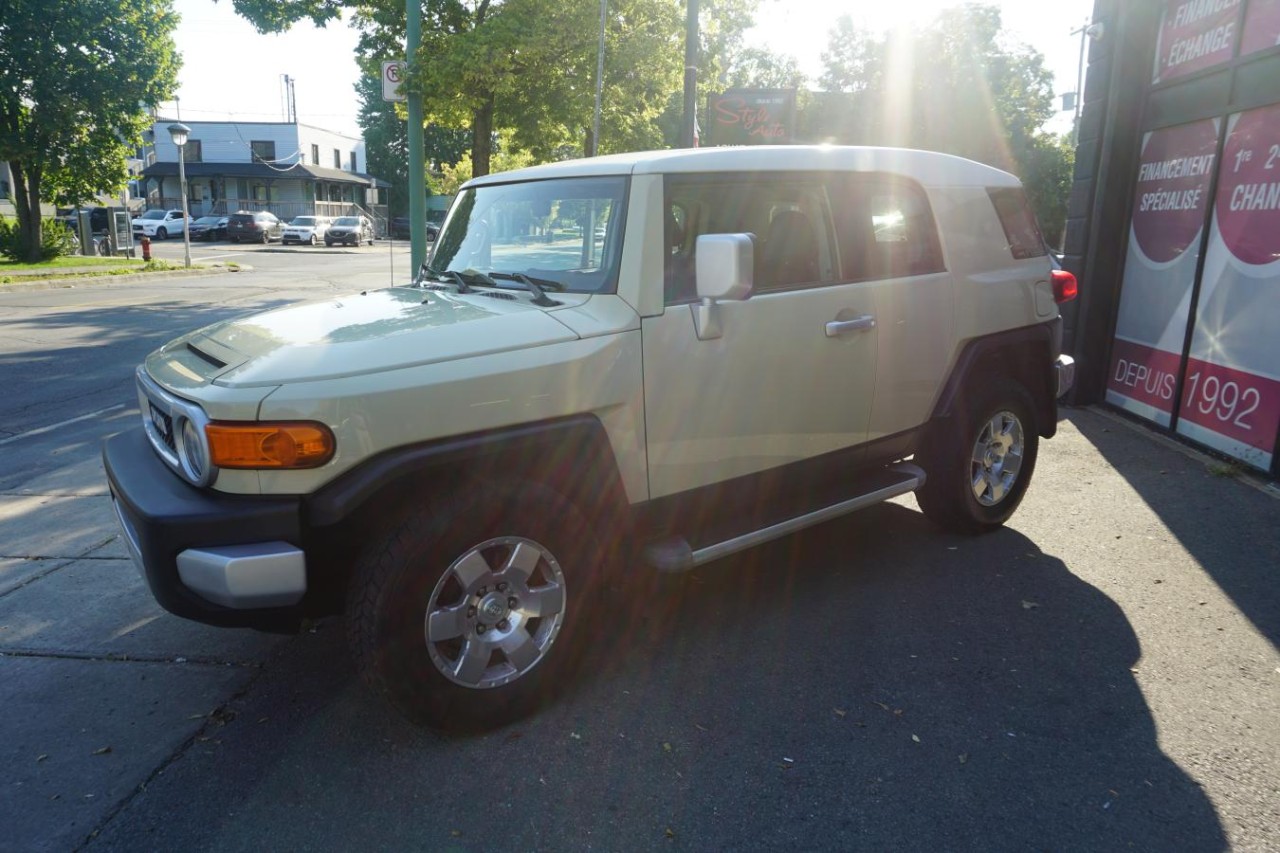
1215, 104, 1280, 268
1130, 120, 1219, 264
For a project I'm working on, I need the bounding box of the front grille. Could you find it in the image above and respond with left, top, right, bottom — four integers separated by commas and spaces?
135, 367, 216, 487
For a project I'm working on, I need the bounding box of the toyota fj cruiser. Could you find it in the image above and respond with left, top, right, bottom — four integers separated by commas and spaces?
104, 146, 1076, 730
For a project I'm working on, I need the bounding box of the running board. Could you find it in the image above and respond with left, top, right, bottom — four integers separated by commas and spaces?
642, 462, 926, 574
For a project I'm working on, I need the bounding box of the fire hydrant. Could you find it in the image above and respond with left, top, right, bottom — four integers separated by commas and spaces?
140, 234, 151, 262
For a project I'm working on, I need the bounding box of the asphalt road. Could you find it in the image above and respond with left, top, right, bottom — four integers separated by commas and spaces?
0, 251, 1277, 851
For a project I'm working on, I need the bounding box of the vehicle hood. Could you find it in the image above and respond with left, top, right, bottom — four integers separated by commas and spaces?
150, 287, 584, 389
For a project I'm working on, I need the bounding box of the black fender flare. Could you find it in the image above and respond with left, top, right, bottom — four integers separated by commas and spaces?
931, 320, 1063, 438
305, 414, 631, 531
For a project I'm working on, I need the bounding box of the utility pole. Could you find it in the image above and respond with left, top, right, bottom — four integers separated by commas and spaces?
591, 0, 607, 157
407, 0, 427, 274
682, 0, 699, 149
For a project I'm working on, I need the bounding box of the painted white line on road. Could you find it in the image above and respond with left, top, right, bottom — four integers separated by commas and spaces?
0, 403, 127, 447
194, 252, 248, 261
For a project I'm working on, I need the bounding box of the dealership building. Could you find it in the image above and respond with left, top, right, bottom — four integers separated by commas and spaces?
1066, 0, 1280, 477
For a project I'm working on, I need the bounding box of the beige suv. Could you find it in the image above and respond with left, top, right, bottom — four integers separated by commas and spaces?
104, 146, 1076, 730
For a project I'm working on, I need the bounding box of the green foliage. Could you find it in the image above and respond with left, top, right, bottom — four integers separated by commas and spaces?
0, 0, 180, 261
812, 3, 1070, 238
0, 217, 77, 261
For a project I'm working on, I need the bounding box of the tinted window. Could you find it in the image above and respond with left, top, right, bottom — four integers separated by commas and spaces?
228, 214, 254, 225
987, 187, 1046, 260
663, 173, 840, 303
830, 176, 946, 280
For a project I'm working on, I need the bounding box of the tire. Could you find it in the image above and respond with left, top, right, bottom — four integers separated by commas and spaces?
915, 380, 1039, 534
261, 230, 270, 244
347, 479, 605, 731
309, 234, 317, 246
156, 228, 167, 240
325, 240, 333, 247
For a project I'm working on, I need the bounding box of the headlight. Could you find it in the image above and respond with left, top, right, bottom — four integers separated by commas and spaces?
177, 416, 210, 482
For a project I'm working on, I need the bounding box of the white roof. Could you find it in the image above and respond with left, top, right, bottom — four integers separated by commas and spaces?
464, 145, 1020, 189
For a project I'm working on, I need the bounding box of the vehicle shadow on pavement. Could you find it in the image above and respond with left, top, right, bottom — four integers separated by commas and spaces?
87, 502, 1226, 851
1064, 409, 1280, 648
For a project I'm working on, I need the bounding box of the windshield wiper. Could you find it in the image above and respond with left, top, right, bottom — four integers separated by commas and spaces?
487, 272, 563, 307
417, 263, 472, 293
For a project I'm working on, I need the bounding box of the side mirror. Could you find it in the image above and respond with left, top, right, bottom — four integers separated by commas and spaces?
695, 233, 754, 301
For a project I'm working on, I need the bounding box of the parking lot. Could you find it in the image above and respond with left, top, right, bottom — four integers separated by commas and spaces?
1, 255, 1277, 851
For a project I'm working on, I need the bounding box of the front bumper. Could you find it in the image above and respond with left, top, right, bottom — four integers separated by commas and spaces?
103, 429, 308, 630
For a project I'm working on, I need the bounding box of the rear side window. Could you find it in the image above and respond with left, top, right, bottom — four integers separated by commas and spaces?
830, 176, 946, 280
987, 187, 1046, 260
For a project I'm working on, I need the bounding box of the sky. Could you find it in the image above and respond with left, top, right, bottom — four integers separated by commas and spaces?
168, 0, 1097, 140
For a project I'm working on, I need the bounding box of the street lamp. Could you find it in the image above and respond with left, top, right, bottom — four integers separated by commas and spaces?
168, 122, 192, 269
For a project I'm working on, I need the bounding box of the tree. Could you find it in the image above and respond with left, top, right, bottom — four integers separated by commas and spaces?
355, 74, 468, 215
814, 3, 1070, 238
236, 0, 683, 178
0, 0, 180, 261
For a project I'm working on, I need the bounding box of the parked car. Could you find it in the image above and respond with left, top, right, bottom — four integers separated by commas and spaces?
325, 215, 374, 246
391, 217, 439, 241
105, 145, 1077, 732
282, 215, 332, 246
189, 216, 229, 241
131, 209, 189, 240
226, 211, 283, 243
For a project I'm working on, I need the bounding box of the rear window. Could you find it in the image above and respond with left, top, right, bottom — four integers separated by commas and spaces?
229, 214, 254, 224
987, 187, 1046, 260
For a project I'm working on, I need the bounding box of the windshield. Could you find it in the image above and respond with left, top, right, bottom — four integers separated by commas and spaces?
431, 176, 628, 295
195, 217, 219, 225
142, 210, 165, 220
334, 217, 359, 226
291, 217, 317, 226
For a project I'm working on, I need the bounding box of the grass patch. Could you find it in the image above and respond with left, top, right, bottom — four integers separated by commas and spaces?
0, 258, 191, 284
0, 255, 142, 272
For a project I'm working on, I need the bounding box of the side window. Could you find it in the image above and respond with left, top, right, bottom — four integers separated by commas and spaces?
987, 187, 1046, 260
663, 174, 839, 304
831, 176, 946, 281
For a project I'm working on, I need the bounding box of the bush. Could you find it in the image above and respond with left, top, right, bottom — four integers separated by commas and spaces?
0, 216, 78, 261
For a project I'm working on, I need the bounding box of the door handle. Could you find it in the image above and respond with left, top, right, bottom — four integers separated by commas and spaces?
825, 314, 876, 337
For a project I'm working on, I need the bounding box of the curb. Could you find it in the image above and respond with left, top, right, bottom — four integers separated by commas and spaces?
0, 264, 249, 293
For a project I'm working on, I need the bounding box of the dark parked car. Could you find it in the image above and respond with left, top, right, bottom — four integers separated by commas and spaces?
189, 216, 229, 241
325, 215, 375, 246
226, 211, 283, 243
391, 217, 438, 241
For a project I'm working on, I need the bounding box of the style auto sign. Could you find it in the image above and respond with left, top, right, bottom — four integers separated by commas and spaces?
707, 90, 796, 146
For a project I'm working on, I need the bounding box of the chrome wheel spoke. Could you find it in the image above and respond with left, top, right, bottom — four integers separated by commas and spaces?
500, 541, 542, 584
427, 603, 469, 642
453, 639, 491, 685
500, 628, 540, 672
451, 550, 492, 592
520, 584, 565, 618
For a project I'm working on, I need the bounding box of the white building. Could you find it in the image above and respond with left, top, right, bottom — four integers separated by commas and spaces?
137, 119, 389, 227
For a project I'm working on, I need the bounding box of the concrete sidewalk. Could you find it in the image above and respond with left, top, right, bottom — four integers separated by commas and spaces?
0, 452, 283, 852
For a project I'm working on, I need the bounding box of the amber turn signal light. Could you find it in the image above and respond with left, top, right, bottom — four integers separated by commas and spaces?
206, 422, 335, 469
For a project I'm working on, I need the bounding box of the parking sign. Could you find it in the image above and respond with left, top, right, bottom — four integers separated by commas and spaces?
382, 61, 406, 102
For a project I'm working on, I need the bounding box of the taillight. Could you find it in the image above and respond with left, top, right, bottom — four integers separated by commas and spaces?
1051, 268, 1078, 303
206, 422, 335, 469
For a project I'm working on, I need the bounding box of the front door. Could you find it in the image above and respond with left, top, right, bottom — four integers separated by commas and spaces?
641, 173, 879, 499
